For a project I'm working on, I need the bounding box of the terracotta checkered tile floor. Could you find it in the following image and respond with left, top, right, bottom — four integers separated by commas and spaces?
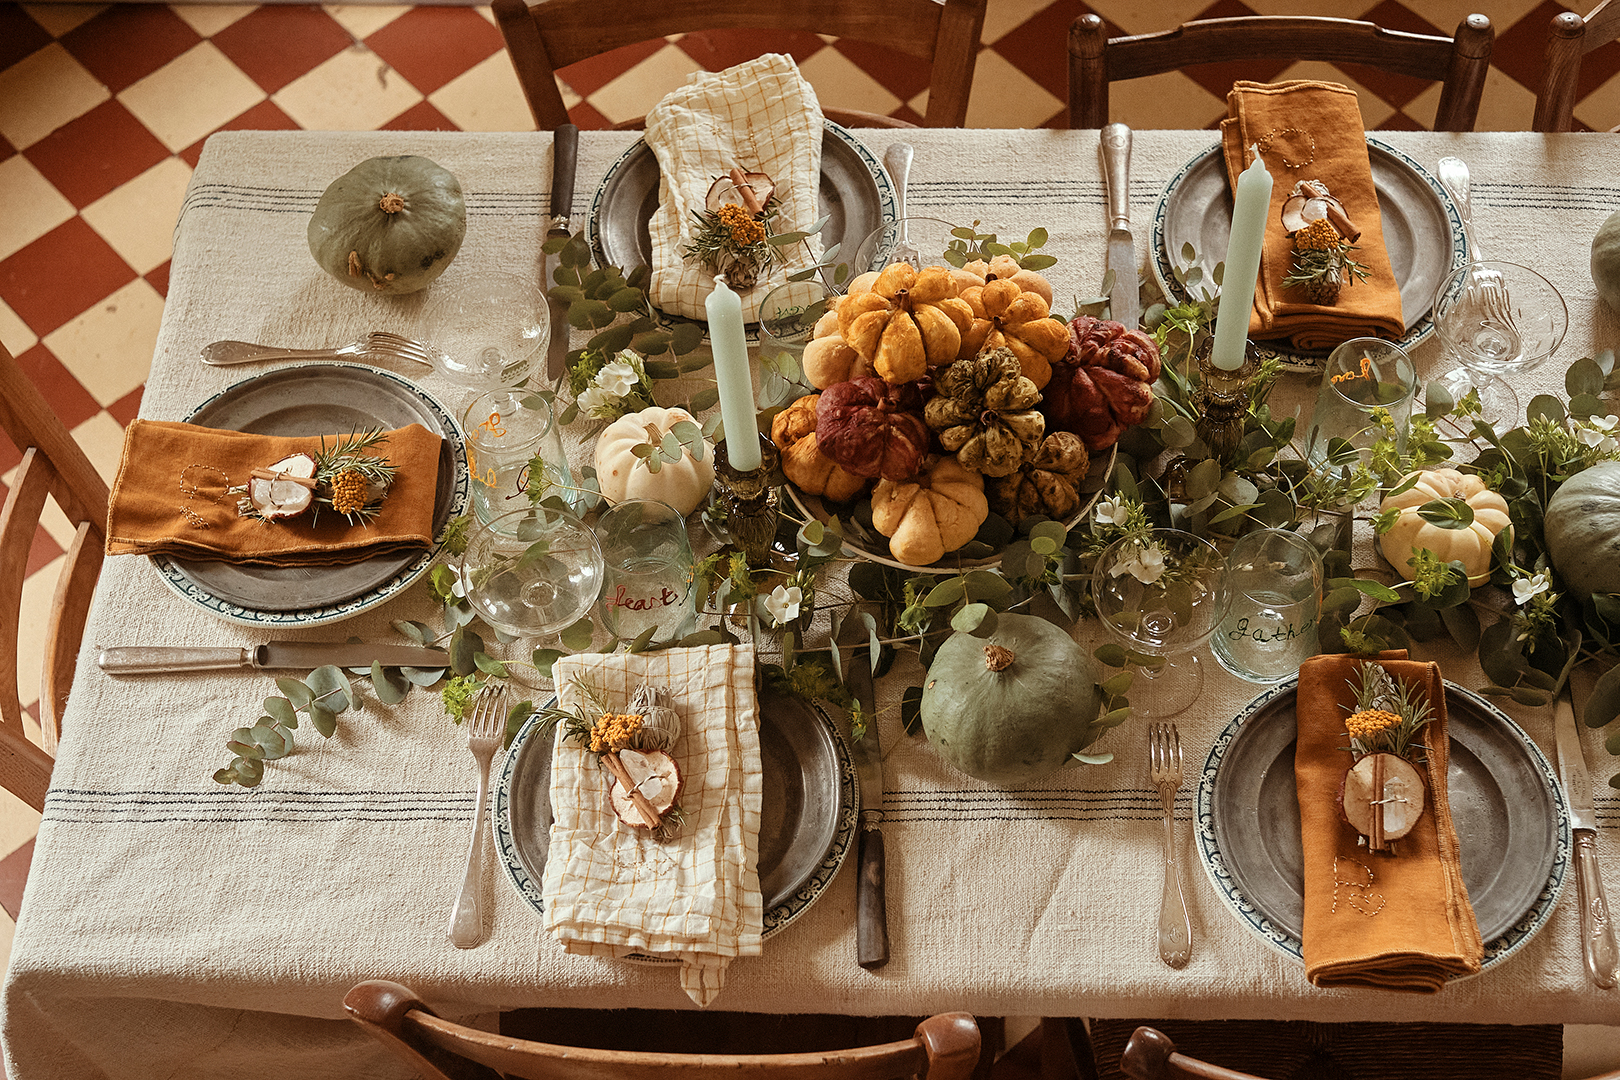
2, 2, 1619, 1068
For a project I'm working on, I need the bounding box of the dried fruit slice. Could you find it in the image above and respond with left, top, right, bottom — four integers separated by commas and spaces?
608, 748, 684, 829
1340, 752, 1426, 851
247, 453, 317, 520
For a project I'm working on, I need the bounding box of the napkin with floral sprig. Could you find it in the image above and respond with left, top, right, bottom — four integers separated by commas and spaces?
542, 645, 762, 1007
1220, 80, 1405, 351
1295, 651, 1482, 991
644, 53, 824, 320
104, 420, 443, 566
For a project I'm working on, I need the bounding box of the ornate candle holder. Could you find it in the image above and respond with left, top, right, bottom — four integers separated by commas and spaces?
1194, 341, 1261, 468
710, 433, 782, 567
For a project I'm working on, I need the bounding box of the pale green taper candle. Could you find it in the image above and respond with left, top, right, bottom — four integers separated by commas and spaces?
1211, 152, 1273, 370
706, 275, 761, 470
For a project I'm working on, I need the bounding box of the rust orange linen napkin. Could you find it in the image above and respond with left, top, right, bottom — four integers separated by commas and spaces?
105, 420, 443, 566
1220, 80, 1404, 351
1295, 652, 1482, 991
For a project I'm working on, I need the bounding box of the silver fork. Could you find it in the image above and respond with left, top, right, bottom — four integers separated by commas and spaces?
1149, 722, 1192, 969
448, 684, 509, 949
200, 330, 436, 368
884, 143, 920, 267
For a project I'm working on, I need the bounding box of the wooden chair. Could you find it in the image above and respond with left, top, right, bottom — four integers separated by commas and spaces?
1067, 13, 1494, 131
0, 340, 108, 811
345, 980, 982, 1079
1118, 1025, 1620, 1080
491, 0, 987, 130
1533, 3, 1620, 132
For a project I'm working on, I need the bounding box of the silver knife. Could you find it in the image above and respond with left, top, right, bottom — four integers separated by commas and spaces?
844, 644, 889, 969
1555, 692, 1618, 989
98, 642, 449, 674
545, 123, 579, 384
1099, 122, 1139, 329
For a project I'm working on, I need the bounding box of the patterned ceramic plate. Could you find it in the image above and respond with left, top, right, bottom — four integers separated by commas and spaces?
152, 363, 468, 627
494, 685, 857, 942
1150, 136, 1466, 371
1197, 677, 1570, 971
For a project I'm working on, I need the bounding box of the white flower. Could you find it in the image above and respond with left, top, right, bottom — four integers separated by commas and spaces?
1512, 571, 1550, 606
763, 584, 803, 627
594, 357, 640, 398
1095, 495, 1130, 527
1593, 414, 1619, 432
1110, 541, 1166, 584
576, 385, 610, 416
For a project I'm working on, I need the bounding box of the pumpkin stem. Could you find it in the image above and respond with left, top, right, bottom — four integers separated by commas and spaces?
983, 644, 1015, 671
378, 192, 406, 214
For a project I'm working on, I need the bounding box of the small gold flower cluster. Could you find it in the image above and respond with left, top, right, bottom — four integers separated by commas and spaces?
330, 469, 369, 516
716, 203, 766, 246
588, 711, 644, 753
1292, 218, 1341, 253
1345, 708, 1401, 742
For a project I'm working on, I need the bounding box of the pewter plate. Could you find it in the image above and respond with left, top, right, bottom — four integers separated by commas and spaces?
784, 445, 1116, 575
1151, 137, 1466, 371
1197, 678, 1570, 970
494, 685, 857, 939
151, 363, 467, 626
587, 120, 895, 326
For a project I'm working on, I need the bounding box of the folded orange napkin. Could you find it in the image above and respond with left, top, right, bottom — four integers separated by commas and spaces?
1220, 80, 1404, 351
1295, 652, 1482, 991
105, 420, 443, 566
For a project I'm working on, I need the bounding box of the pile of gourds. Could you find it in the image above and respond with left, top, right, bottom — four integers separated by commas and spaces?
774, 255, 1159, 565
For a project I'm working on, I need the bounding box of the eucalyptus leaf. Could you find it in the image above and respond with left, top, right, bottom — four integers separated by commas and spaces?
1585, 662, 1620, 729
263, 696, 298, 726
951, 603, 997, 636
309, 704, 338, 738
276, 679, 314, 708
560, 617, 595, 652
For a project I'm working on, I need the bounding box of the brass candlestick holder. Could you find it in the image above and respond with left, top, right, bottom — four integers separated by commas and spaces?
1194, 341, 1261, 468
710, 433, 781, 567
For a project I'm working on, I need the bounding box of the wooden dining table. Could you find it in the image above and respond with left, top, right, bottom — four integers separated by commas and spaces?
2, 127, 1617, 1080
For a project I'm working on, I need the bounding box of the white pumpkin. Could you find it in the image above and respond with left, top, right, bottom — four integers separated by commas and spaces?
594, 406, 715, 516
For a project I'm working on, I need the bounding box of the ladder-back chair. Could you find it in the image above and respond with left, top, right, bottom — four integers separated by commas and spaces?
1534, 3, 1620, 131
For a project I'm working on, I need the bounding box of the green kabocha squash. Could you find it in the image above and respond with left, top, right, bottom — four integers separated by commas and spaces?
307, 155, 466, 294
1593, 208, 1620, 310
1544, 460, 1620, 597
920, 613, 1102, 785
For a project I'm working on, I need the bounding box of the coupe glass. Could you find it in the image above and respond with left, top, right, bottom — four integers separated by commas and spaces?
422, 271, 550, 388
457, 505, 603, 640
1091, 529, 1230, 718
755, 279, 830, 408
1431, 260, 1567, 425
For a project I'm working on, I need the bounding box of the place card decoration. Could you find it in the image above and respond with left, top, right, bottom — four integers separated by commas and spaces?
1339, 661, 1434, 854
562, 681, 687, 837
1280, 180, 1369, 306
681, 168, 782, 290
235, 427, 397, 525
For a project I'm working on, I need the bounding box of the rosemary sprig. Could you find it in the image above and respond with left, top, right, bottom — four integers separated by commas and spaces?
312, 427, 397, 525
681, 197, 783, 290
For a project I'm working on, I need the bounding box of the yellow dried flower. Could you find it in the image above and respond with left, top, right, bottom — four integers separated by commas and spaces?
331, 469, 369, 516
1345, 708, 1402, 742
718, 203, 766, 245
1293, 218, 1341, 253
588, 712, 644, 753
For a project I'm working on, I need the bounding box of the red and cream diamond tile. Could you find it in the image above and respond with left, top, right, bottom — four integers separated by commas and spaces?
118, 42, 267, 152
40, 277, 163, 407
0, 4, 51, 70
272, 45, 425, 131
0, 155, 75, 263
57, 4, 201, 95
0, 43, 110, 151
23, 99, 170, 210
211, 5, 355, 95
80, 156, 192, 276
430, 51, 534, 132
586, 43, 703, 126
796, 47, 902, 122
0, 217, 135, 338
12, 342, 98, 435
366, 6, 505, 96
963, 50, 1063, 129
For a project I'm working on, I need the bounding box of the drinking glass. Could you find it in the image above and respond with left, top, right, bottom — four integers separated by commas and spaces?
1432, 260, 1567, 425
1092, 529, 1230, 718
1211, 528, 1323, 684
457, 506, 603, 639
1303, 338, 1416, 470
423, 272, 550, 388
594, 499, 696, 646
755, 279, 829, 408
461, 389, 572, 526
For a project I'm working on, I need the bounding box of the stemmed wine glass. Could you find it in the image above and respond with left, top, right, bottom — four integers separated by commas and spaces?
1431, 260, 1567, 425
1091, 529, 1230, 718
457, 505, 603, 651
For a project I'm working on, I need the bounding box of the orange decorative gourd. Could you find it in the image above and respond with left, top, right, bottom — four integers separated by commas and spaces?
769, 395, 868, 502
870, 456, 989, 566
957, 279, 1069, 389
839, 263, 972, 383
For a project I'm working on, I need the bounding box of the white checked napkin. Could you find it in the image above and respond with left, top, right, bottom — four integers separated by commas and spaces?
542, 645, 763, 1006
643, 53, 824, 320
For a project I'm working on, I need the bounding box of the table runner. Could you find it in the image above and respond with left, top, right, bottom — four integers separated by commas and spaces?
4, 128, 1618, 1080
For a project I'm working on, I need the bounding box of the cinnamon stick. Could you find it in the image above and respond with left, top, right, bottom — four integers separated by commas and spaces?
602, 751, 663, 828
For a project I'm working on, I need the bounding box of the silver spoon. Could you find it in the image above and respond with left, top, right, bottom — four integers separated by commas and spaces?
1438, 156, 1483, 262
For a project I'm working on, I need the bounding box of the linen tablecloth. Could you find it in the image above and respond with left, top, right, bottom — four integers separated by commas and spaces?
4, 129, 1618, 1080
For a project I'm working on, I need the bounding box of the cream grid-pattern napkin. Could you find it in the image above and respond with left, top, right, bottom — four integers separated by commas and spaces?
644, 54, 824, 320
541, 645, 763, 1006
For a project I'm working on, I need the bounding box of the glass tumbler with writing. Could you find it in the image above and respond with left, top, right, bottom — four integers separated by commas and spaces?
1211, 528, 1323, 684
595, 499, 696, 646
1303, 338, 1416, 471
462, 389, 571, 528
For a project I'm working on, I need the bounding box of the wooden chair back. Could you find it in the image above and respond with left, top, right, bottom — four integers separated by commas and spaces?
0, 341, 108, 811
491, 0, 987, 130
1533, 2, 1620, 131
1119, 1026, 1620, 1080
1067, 13, 1494, 131
345, 980, 981, 1080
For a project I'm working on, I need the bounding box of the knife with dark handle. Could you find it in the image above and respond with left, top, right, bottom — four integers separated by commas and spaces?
1555, 693, 1618, 989
545, 123, 579, 384
1099, 123, 1139, 329
844, 647, 889, 969
98, 642, 450, 674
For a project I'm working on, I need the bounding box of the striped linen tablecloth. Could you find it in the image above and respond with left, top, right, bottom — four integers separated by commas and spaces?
3, 128, 1617, 1080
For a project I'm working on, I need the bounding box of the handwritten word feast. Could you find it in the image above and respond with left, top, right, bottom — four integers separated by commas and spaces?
604, 584, 680, 611
1330, 354, 1373, 385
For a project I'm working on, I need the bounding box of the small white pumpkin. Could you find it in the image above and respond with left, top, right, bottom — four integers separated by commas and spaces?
1378, 468, 1509, 586
594, 406, 715, 517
